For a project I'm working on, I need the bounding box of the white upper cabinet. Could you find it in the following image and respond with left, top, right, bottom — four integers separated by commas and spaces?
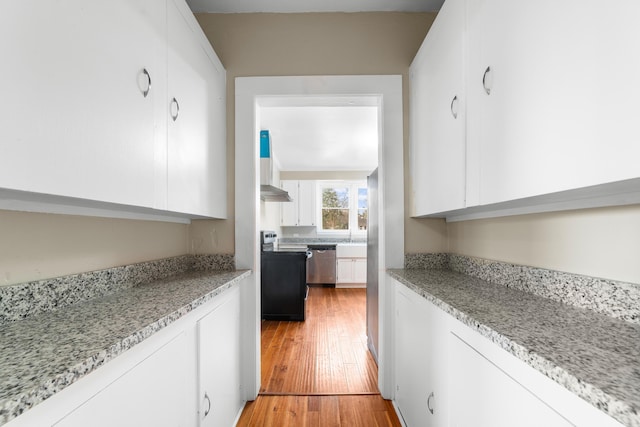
410, 0, 467, 216
297, 180, 317, 226
467, 0, 640, 206
281, 180, 316, 226
0, 0, 226, 221
167, 0, 227, 218
411, 0, 640, 218
0, 0, 166, 209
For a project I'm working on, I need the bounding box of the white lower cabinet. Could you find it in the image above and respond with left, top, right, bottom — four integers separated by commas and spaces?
5, 284, 245, 427
395, 285, 448, 427
391, 277, 625, 427
54, 332, 190, 427
336, 258, 367, 285
449, 333, 572, 427
197, 286, 243, 426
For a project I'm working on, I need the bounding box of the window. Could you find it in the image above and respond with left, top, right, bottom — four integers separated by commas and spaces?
318, 181, 368, 233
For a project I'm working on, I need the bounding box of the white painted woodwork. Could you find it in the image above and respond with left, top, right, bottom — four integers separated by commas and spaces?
280, 180, 299, 226
390, 276, 626, 427
54, 333, 189, 427
197, 286, 243, 427
280, 180, 316, 226
0, 0, 165, 209
336, 243, 367, 258
395, 284, 449, 427
410, 0, 466, 215
0, 0, 226, 222
235, 76, 404, 400
410, 0, 640, 219
297, 180, 317, 226
336, 244, 367, 285
167, 0, 227, 218
467, 0, 640, 206
4, 282, 248, 427
449, 334, 573, 427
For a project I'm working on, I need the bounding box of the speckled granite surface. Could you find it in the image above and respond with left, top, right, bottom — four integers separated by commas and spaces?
389, 268, 640, 427
405, 253, 640, 323
0, 267, 250, 425
0, 254, 235, 322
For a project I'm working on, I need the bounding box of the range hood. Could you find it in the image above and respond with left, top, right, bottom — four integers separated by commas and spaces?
260, 130, 292, 202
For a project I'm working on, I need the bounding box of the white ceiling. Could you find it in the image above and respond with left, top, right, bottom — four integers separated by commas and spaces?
259, 97, 379, 172
186, 0, 444, 13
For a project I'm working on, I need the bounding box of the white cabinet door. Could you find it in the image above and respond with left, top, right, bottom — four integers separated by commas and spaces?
467, 0, 640, 206
54, 333, 189, 427
280, 180, 299, 226
281, 180, 316, 226
338, 258, 367, 284
449, 333, 573, 427
395, 284, 448, 426
197, 287, 243, 427
336, 259, 354, 283
297, 180, 317, 226
0, 0, 165, 208
167, 0, 226, 218
353, 259, 367, 283
410, 0, 466, 215
396, 285, 432, 426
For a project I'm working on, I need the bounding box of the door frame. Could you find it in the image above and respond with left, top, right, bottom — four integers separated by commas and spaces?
235, 75, 404, 400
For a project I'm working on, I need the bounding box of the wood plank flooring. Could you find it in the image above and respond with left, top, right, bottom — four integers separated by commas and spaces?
236, 395, 402, 427
237, 287, 401, 426
261, 287, 378, 394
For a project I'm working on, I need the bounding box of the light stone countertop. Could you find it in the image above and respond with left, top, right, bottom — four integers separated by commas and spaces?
388, 268, 640, 427
0, 269, 251, 425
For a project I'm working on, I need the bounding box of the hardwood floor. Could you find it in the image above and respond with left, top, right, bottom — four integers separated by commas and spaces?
236, 395, 401, 427
237, 287, 401, 426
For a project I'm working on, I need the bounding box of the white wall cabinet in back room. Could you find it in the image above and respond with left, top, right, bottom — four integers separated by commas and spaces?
0, 0, 166, 209
410, 0, 466, 216
281, 180, 316, 226
167, 0, 227, 218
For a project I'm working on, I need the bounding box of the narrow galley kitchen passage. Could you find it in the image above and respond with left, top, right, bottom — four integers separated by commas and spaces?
237, 287, 402, 426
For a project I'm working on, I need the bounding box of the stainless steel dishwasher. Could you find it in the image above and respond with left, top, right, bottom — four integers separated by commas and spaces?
306, 244, 337, 286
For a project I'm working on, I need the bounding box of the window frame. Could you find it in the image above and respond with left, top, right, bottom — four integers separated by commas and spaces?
316, 180, 368, 237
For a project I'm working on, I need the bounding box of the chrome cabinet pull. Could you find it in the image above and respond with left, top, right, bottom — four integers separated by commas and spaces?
482, 66, 492, 95
203, 392, 211, 417
138, 68, 151, 98
170, 97, 180, 121
427, 391, 435, 415
450, 95, 458, 119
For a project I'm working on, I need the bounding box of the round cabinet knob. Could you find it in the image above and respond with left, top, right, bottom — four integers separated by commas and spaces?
138, 68, 151, 98
482, 66, 493, 95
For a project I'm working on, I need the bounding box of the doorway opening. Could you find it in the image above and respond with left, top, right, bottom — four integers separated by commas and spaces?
234, 75, 404, 402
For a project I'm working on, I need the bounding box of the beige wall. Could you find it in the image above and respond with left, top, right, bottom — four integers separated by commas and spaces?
0, 210, 188, 286
5, 11, 633, 287
447, 205, 640, 284
194, 11, 446, 255
194, 12, 640, 285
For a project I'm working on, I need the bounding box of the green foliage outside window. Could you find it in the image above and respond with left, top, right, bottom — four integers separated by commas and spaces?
322, 187, 349, 230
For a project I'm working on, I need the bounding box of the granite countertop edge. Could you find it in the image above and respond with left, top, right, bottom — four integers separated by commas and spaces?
0, 269, 251, 425
387, 268, 639, 427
